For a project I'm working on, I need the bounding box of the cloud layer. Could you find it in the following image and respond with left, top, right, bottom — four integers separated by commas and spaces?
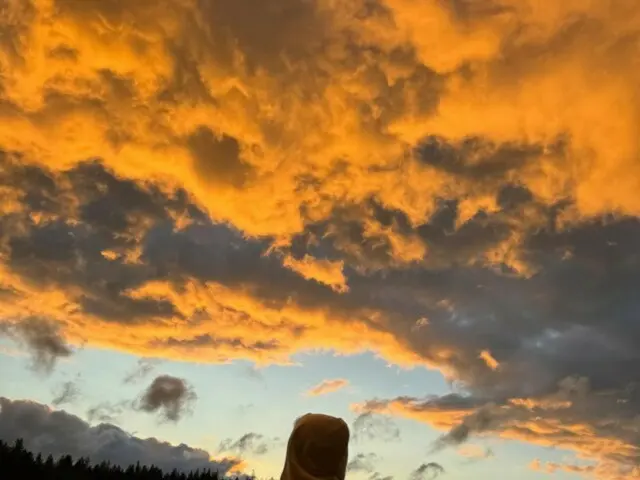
0, 0, 639, 478
0, 0, 638, 240
0, 397, 239, 474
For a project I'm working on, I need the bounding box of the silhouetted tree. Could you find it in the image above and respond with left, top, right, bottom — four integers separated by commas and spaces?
0, 439, 225, 480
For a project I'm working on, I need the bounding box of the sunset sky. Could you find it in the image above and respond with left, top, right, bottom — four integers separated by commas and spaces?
0, 1, 639, 479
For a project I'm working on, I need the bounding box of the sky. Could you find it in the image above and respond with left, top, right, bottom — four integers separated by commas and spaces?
0, 0, 639, 479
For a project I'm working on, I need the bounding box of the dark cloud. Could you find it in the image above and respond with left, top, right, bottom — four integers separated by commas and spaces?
2, 317, 73, 374
218, 433, 270, 456
138, 375, 196, 422
156, 334, 281, 353
1, 155, 350, 317
0, 157, 368, 364
346, 214, 640, 473
362, 394, 484, 415
187, 127, 249, 188
410, 462, 445, 480
416, 135, 545, 182
360, 395, 506, 455
352, 412, 401, 442
80, 295, 182, 326
0, 397, 239, 474
51, 380, 80, 407
362, 375, 640, 476
195, 0, 329, 75
378, 216, 640, 398
0, 158, 201, 326
69, 161, 171, 233
287, 206, 420, 273
139, 219, 347, 316
431, 404, 497, 453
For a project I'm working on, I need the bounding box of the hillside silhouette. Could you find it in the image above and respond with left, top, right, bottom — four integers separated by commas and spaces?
0, 438, 252, 480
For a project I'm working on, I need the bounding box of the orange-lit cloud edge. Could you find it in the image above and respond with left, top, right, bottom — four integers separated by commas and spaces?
351, 391, 640, 480
305, 378, 350, 397
1, 0, 640, 478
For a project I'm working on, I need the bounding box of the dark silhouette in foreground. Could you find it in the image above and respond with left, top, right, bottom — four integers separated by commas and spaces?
280, 413, 350, 480
0, 438, 240, 480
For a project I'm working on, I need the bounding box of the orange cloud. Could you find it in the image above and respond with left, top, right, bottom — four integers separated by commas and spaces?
351, 397, 470, 432
226, 458, 249, 475
457, 445, 493, 460
1, 2, 640, 477
479, 350, 499, 371
304, 378, 350, 397
0, 158, 434, 371
527, 458, 636, 479
282, 255, 349, 293
0, 0, 636, 273
0, 272, 425, 368
356, 394, 640, 480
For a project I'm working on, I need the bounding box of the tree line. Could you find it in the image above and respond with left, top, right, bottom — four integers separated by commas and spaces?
0, 438, 252, 480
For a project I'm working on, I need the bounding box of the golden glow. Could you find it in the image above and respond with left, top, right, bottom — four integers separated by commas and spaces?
1, 0, 637, 247
357, 396, 640, 480
282, 255, 349, 293
1, 0, 639, 475
478, 350, 499, 371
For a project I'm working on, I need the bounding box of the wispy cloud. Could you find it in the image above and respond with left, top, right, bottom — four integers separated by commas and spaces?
304, 379, 349, 397
351, 412, 401, 443
123, 358, 160, 384
1, 318, 72, 374
51, 380, 80, 406
410, 462, 445, 480
530, 458, 596, 476
87, 400, 132, 424
457, 445, 494, 463
347, 453, 378, 473
218, 433, 271, 457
